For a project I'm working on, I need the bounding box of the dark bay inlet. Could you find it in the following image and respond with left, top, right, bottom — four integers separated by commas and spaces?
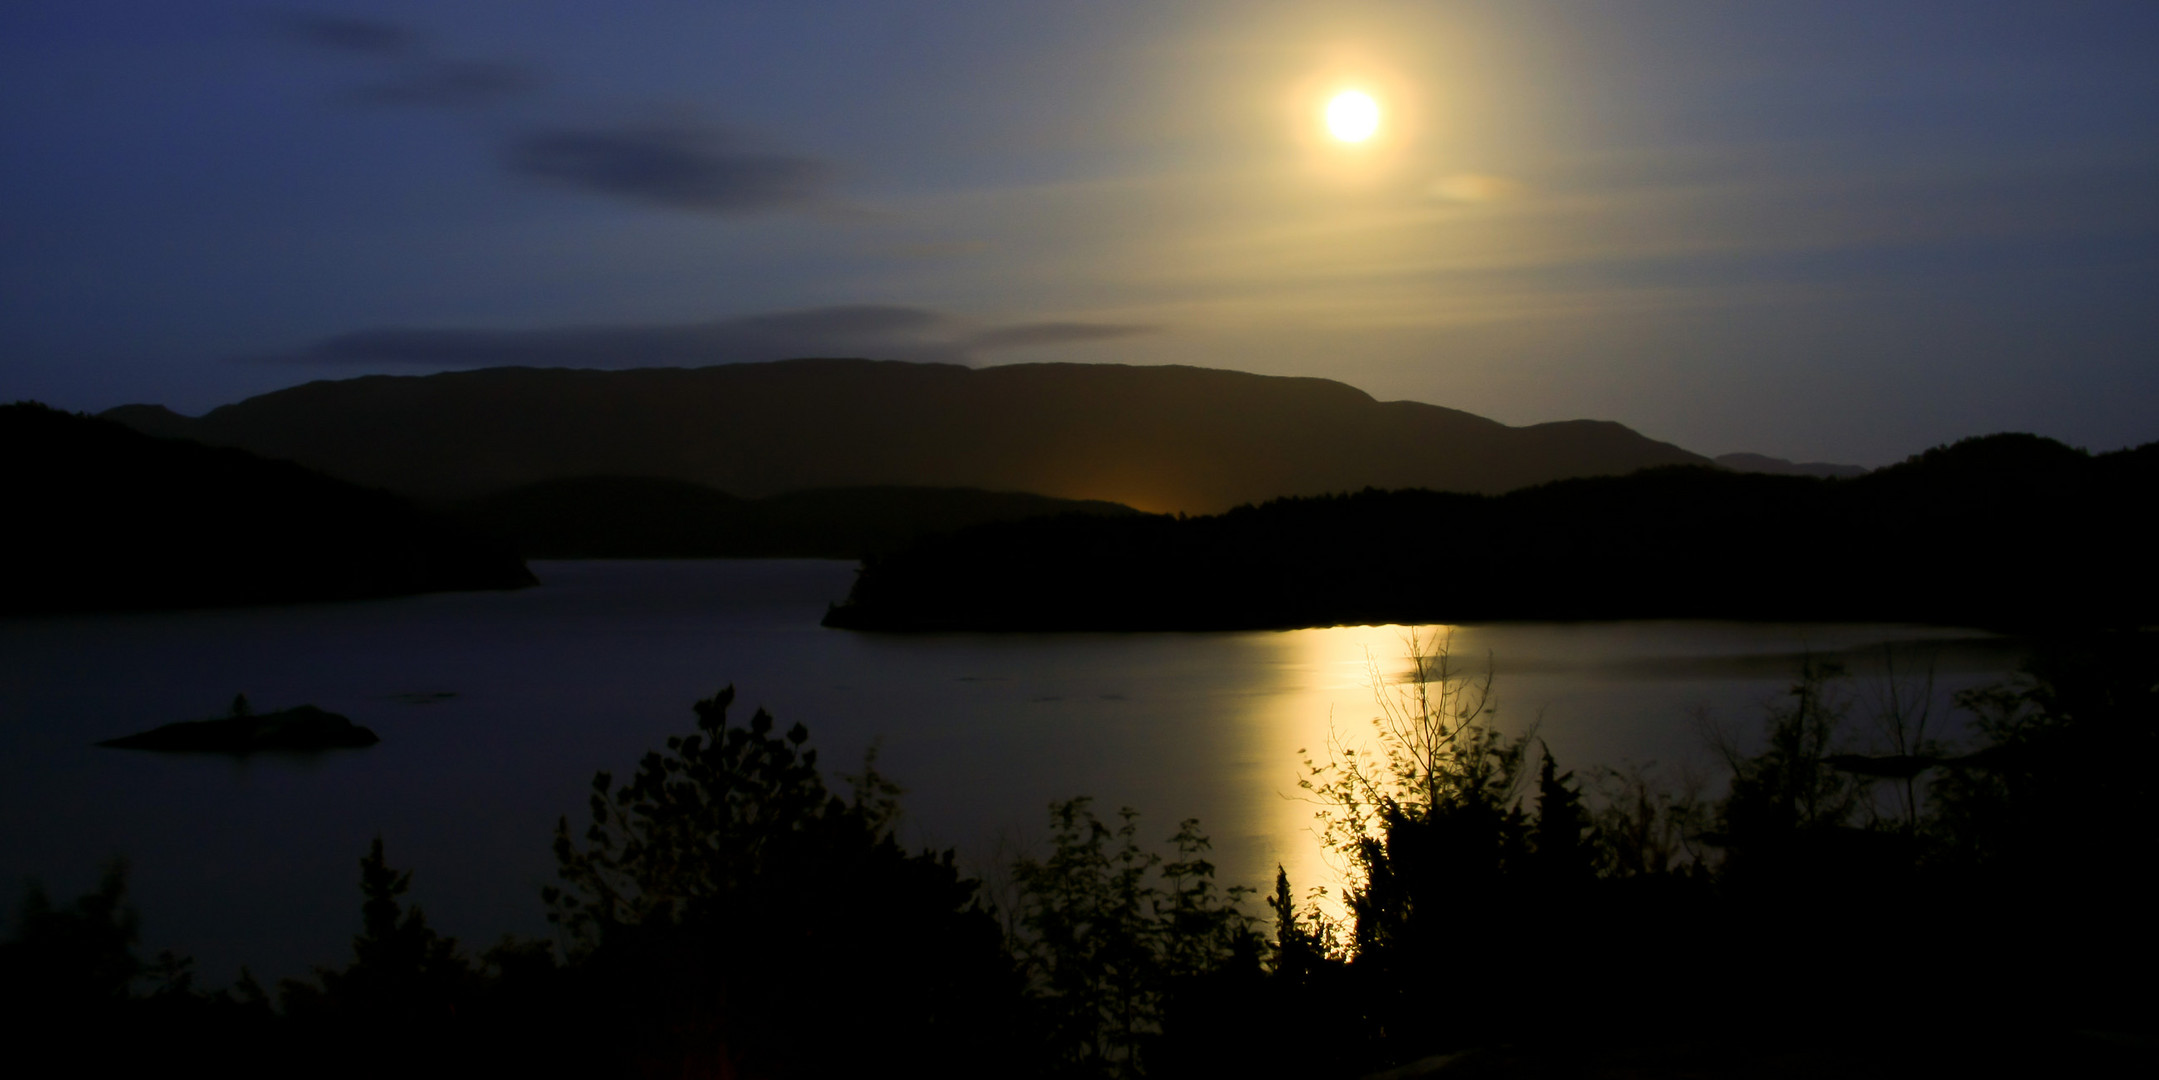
1, 559, 2019, 984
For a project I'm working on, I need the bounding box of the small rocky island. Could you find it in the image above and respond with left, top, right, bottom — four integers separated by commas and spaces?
99, 696, 380, 754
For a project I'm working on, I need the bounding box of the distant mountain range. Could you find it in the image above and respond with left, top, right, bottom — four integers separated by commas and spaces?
2, 404, 533, 614
104, 359, 1710, 514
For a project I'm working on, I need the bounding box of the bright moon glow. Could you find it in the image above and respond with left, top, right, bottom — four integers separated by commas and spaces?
1326, 90, 1380, 142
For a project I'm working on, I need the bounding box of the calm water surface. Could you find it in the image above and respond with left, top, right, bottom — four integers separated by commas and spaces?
0, 560, 2022, 981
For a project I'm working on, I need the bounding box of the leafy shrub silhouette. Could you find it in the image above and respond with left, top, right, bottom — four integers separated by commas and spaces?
1291, 630, 1567, 1059
1005, 798, 1262, 1079
1584, 760, 1710, 878
544, 685, 1027, 1077
0, 863, 276, 1069
1297, 632, 1532, 933
1706, 657, 1872, 889
1921, 634, 2159, 1033
1, 863, 143, 1016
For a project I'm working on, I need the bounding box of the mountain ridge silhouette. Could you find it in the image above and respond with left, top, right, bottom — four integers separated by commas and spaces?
102, 359, 1708, 514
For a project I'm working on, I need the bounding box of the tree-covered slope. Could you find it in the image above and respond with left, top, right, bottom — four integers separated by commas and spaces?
825, 434, 2159, 631
3, 403, 535, 614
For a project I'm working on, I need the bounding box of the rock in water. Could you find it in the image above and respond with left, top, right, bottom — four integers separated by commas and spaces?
98, 705, 380, 753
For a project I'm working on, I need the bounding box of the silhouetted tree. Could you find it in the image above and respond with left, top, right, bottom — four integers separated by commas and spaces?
1530, 746, 1596, 887
545, 686, 1027, 1077
1586, 762, 1708, 879
1267, 867, 1316, 985
1006, 798, 1263, 1080
0, 863, 282, 1069
1708, 657, 1867, 889
0, 862, 141, 1015
281, 837, 474, 1029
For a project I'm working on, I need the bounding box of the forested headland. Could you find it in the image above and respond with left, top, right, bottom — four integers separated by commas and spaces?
827, 433, 2159, 631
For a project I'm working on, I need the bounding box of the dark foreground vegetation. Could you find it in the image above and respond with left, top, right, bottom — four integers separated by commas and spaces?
826, 433, 2159, 631
449, 475, 1137, 558
5, 635, 2153, 1077
2, 403, 534, 614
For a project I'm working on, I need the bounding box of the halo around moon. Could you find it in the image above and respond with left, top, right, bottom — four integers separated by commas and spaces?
1325, 90, 1380, 142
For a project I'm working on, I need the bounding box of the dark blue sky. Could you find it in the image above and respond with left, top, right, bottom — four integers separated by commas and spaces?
5, 1, 2156, 463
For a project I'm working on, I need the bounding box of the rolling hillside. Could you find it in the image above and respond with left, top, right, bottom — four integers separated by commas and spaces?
104, 359, 1709, 514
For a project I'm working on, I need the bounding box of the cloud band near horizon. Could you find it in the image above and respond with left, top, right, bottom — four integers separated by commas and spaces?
259, 305, 1162, 370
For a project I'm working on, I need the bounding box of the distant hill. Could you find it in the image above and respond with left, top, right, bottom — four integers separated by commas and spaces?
1716, 452, 1868, 478
102, 359, 1708, 514
825, 434, 2159, 631
2, 403, 534, 614
450, 477, 1138, 558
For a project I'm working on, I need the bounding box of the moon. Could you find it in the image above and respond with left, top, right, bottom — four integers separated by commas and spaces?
1326, 90, 1380, 143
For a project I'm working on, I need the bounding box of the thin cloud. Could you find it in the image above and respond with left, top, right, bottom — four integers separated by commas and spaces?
267, 306, 1160, 368
269, 18, 815, 206
506, 123, 834, 214
888, 240, 993, 259
1429, 174, 1528, 203
350, 59, 543, 108
967, 322, 1160, 351
271, 13, 420, 56
271, 13, 539, 110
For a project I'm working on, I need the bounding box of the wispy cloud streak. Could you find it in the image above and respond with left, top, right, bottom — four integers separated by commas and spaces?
350, 60, 543, 108
271, 13, 419, 56
505, 125, 834, 215
264, 306, 1160, 369
267, 12, 835, 215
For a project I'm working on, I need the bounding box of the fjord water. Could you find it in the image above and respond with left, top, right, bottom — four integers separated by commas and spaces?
0, 561, 2020, 982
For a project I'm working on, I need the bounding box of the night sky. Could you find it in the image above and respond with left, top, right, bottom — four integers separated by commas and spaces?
6, 1, 2156, 465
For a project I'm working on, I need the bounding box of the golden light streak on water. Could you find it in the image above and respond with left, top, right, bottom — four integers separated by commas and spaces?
1226, 623, 1469, 934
